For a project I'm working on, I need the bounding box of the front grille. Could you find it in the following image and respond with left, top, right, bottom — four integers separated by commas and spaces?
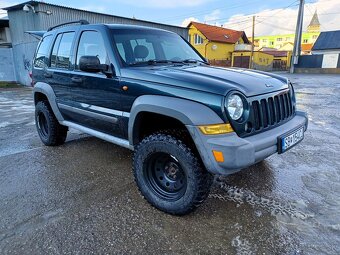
251, 91, 294, 132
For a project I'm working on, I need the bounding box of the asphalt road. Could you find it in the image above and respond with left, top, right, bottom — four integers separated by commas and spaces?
0, 73, 339, 254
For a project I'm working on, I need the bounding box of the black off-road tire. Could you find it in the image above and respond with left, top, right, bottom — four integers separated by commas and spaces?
133, 132, 213, 215
35, 101, 68, 146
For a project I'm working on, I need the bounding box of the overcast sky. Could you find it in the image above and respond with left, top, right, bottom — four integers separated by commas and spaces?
0, 0, 339, 36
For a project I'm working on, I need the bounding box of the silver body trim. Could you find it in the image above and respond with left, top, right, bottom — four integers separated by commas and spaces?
61, 121, 133, 150
79, 102, 130, 117
58, 103, 119, 123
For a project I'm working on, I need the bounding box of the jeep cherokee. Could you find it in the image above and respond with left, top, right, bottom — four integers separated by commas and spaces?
30, 21, 308, 215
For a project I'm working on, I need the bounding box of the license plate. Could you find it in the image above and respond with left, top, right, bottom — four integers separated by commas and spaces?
278, 126, 304, 153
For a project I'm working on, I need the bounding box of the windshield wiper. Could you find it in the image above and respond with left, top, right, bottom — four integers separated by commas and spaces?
129, 59, 176, 66
181, 59, 208, 65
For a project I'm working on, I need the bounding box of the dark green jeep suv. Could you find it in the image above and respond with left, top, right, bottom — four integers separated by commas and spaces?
31, 21, 308, 215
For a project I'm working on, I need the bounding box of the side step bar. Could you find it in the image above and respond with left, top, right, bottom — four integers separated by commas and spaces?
61, 121, 133, 150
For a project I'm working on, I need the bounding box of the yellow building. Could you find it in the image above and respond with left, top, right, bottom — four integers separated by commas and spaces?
232, 51, 274, 71
187, 22, 250, 66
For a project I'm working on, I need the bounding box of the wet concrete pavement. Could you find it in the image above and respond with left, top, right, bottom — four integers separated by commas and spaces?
0, 73, 339, 254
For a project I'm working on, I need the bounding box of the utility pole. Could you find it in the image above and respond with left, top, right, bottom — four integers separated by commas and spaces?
249, 15, 255, 69
290, 0, 305, 73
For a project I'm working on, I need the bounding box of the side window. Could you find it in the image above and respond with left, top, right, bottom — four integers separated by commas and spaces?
50, 34, 62, 68
130, 39, 155, 61
50, 32, 75, 69
34, 35, 52, 68
76, 31, 108, 68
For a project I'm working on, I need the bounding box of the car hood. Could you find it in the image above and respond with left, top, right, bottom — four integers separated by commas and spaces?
121, 65, 289, 97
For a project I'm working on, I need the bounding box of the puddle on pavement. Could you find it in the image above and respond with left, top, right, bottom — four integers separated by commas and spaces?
209, 176, 340, 254
210, 180, 313, 221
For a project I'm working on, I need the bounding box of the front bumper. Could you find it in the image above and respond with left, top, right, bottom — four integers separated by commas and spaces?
187, 111, 308, 175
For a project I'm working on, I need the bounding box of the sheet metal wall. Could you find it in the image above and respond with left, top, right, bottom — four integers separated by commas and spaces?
7, 3, 188, 85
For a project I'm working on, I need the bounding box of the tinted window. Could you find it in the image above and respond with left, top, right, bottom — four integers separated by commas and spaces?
34, 35, 52, 68
50, 34, 62, 68
116, 43, 126, 62
112, 29, 204, 65
50, 32, 75, 69
130, 39, 155, 61
76, 31, 108, 68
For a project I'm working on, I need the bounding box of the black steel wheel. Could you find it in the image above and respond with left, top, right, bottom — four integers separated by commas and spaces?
144, 152, 187, 201
133, 132, 213, 215
35, 101, 68, 146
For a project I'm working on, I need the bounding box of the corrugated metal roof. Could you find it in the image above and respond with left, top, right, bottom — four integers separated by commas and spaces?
312, 30, 340, 51
2, 0, 185, 30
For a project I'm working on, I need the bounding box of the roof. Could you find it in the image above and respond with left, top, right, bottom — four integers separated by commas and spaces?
312, 30, 340, 51
308, 11, 320, 27
259, 47, 277, 51
301, 43, 313, 52
188, 21, 249, 44
1, 1, 185, 30
263, 51, 288, 57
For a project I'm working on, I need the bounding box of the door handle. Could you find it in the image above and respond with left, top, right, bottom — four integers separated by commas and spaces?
44, 72, 52, 78
71, 77, 83, 83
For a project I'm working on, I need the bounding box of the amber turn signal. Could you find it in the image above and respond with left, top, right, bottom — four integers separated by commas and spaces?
198, 123, 234, 135
212, 150, 224, 162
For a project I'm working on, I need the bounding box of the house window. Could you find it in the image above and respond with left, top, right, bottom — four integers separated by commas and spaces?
312, 35, 318, 39
194, 34, 204, 45
269, 41, 274, 46
262, 39, 267, 42
303, 39, 308, 43
277, 38, 282, 41
286, 37, 291, 41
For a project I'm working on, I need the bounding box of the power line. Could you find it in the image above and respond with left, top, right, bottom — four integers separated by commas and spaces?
159, 0, 264, 23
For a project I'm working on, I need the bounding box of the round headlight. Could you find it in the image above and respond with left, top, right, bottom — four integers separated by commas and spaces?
227, 94, 244, 120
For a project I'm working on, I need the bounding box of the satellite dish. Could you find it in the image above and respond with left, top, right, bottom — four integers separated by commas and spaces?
212, 44, 218, 50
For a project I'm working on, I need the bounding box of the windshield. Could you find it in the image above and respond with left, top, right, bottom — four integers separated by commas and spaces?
111, 29, 206, 66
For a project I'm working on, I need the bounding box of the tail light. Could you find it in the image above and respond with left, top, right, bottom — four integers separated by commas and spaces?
29, 71, 34, 87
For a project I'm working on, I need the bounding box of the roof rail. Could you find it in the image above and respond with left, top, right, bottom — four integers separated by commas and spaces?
47, 20, 89, 32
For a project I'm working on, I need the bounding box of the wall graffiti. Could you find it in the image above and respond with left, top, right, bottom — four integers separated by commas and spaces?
23, 55, 31, 71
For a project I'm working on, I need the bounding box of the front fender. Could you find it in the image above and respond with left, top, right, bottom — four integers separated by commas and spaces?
128, 95, 224, 145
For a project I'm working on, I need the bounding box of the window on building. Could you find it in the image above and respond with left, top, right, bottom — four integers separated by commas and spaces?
286, 37, 291, 41
303, 39, 308, 43
50, 32, 75, 69
312, 35, 318, 39
76, 31, 108, 69
194, 34, 204, 45
262, 39, 267, 42
269, 41, 274, 46
277, 38, 282, 41
34, 35, 53, 68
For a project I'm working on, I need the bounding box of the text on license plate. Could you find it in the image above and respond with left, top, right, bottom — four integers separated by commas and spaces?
281, 127, 304, 152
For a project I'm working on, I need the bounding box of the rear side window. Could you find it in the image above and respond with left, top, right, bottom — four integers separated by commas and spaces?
50, 32, 75, 69
76, 31, 108, 68
34, 35, 52, 68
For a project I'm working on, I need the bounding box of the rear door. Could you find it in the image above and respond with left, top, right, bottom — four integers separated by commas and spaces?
46, 31, 76, 119
66, 30, 124, 138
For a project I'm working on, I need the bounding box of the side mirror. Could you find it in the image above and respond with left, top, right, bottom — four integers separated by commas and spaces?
79, 56, 108, 73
